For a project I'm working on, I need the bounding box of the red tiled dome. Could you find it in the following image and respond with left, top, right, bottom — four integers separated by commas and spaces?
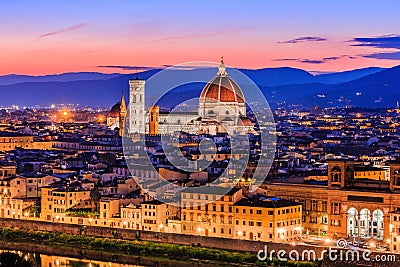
108, 102, 121, 117
200, 59, 245, 103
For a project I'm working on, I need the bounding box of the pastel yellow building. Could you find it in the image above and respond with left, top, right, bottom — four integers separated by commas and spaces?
40, 187, 94, 222
354, 166, 387, 181
141, 199, 179, 232
181, 187, 243, 238
0, 132, 34, 151
121, 203, 142, 230
233, 197, 302, 242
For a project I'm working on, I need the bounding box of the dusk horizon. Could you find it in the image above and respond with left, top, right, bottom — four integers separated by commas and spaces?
2, 1, 400, 75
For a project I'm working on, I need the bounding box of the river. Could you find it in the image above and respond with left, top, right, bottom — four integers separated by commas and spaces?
0, 243, 225, 267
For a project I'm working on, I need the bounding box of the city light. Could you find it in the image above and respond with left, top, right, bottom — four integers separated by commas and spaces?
2, 1, 400, 266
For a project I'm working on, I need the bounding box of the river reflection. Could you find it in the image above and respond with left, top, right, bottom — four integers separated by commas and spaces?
2, 250, 140, 267
1, 249, 219, 267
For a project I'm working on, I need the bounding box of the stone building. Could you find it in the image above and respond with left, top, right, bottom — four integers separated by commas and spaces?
264, 159, 400, 247
117, 58, 256, 135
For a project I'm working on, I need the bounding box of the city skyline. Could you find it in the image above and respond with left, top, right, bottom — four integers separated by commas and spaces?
1, 2, 400, 266
1, 0, 400, 75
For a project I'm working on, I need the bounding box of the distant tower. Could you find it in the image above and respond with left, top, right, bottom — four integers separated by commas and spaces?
148, 106, 159, 135
119, 90, 127, 136
129, 79, 146, 134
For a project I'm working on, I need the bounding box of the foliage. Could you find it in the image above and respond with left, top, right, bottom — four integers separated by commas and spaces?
0, 227, 318, 267
65, 208, 99, 218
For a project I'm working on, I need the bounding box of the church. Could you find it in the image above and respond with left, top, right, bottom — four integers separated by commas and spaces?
107, 58, 256, 136
106, 91, 126, 136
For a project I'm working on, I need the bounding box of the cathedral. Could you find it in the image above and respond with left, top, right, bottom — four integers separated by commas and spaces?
107, 58, 255, 136
106, 91, 126, 136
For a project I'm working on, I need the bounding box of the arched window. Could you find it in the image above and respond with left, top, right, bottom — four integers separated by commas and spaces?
347, 208, 358, 237
331, 166, 342, 183
372, 209, 384, 240
360, 208, 371, 238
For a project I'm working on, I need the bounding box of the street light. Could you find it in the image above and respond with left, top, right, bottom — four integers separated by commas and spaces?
62, 111, 68, 123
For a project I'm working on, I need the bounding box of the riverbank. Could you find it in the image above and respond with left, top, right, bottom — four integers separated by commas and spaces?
0, 227, 317, 266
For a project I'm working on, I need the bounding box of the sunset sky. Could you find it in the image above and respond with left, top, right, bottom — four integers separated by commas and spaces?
1, 0, 400, 75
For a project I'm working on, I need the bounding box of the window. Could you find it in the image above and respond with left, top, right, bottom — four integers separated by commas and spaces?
311, 200, 318, 211
257, 210, 262, 215
322, 201, 328, 212
268, 210, 273, 215
331, 202, 341, 215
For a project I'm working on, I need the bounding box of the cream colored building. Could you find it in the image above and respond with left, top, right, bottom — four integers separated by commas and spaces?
181, 187, 243, 238
141, 199, 179, 232
121, 203, 142, 230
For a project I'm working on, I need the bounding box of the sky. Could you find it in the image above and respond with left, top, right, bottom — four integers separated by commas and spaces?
1, 0, 400, 75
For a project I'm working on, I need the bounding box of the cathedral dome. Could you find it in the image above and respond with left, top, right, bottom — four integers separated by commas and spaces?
108, 102, 121, 118
200, 58, 245, 103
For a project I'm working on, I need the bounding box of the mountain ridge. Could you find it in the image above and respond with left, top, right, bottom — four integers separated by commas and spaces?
0, 66, 398, 108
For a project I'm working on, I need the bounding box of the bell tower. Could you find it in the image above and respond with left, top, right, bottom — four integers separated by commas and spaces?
129, 79, 146, 134
119, 90, 127, 136
148, 106, 159, 135
327, 159, 354, 189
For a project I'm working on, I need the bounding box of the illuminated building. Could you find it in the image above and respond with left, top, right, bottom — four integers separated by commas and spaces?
0, 132, 34, 151
264, 159, 400, 247
119, 58, 256, 135
233, 197, 302, 242
107, 91, 127, 136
